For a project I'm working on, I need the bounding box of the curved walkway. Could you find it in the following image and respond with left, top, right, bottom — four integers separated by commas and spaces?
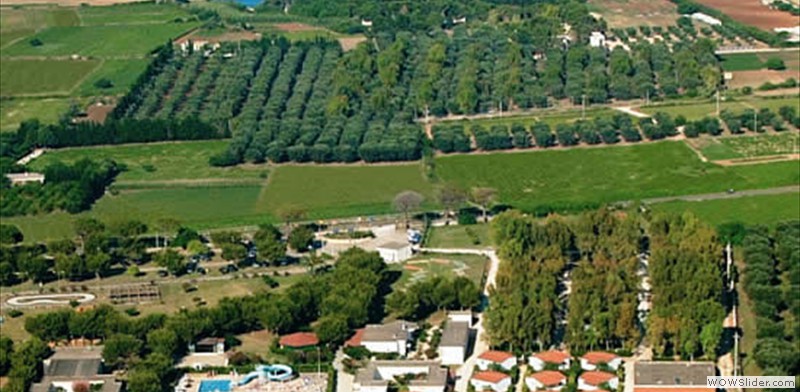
7, 293, 95, 307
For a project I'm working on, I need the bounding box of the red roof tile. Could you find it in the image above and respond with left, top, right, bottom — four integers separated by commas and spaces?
529, 371, 567, 386
580, 371, 617, 386
473, 371, 510, 384
279, 332, 319, 348
533, 350, 571, 363
582, 351, 618, 364
635, 388, 709, 392
345, 328, 364, 347
479, 350, 515, 363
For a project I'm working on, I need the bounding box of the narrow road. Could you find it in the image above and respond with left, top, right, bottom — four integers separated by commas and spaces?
613, 106, 650, 119
640, 185, 799, 204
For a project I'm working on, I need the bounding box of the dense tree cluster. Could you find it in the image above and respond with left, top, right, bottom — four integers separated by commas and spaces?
647, 213, 725, 360
387, 275, 481, 321
741, 222, 799, 376
0, 159, 120, 217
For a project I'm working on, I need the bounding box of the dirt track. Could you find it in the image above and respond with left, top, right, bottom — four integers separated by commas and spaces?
642, 185, 800, 204
695, 0, 799, 29
0, 0, 136, 5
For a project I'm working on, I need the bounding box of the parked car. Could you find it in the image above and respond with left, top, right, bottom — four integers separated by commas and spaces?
219, 264, 239, 274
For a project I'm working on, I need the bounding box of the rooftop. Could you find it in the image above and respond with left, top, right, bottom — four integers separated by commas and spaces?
478, 350, 515, 363
580, 371, 617, 386
633, 361, 716, 386
532, 350, 571, 363
473, 370, 510, 384
529, 371, 567, 386
377, 241, 410, 250
440, 321, 470, 347
361, 320, 417, 342
355, 360, 446, 387
582, 351, 618, 364
345, 328, 365, 347
279, 332, 319, 348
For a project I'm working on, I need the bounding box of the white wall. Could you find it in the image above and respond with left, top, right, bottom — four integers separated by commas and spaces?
376, 365, 431, 380
409, 386, 446, 392
356, 384, 388, 392
439, 346, 465, 365
578, 376, 619, 391
364, 341, 402, 355
377, 246, 412, 263
477, 357, 516, 371
529, 357, 570, 371
525, 377, 566, 391
580, 357, 621, 371
448, 313, 472, 328
471, 377, 512, 392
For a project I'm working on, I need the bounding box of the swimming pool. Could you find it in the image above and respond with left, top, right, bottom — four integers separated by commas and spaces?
199, 379, 232, 392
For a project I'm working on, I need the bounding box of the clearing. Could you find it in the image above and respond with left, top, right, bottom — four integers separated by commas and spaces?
389, 253, 489, 289
686, 132, 800, 161
652, 192, 800, 226
587, 0, 678, 28
0, 97, 80, 132
425, 224, 492, 249
695, 0, 799, 30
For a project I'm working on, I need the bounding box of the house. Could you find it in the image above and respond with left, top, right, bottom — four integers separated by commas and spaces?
689, 12, 722, 26
189, 337, 225, 354
351, 320, 417, 357
453, 16, 467, 25
471, 370, 512, 392
580, 351, 622, 371
578, 371, 619, 391
589, 31, 606, 48
279, 332, 319, 349
477, 350, 516, 371
525, 370, 567, 391
377, 241, 413, 263
361, 19, 373, 27
448, 310, 473, 328
629, 361, 716, 392
354, 360, 446, 392
438, 321, 470, 365
176, 39, 221, 54
529, 350, 571, 371
6, 172, 44, 186
30, 348, 123, 392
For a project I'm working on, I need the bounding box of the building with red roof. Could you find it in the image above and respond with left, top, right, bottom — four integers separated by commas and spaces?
580, 351, 622, 371
578, 371, 619, 391
345, 328, 365, 348
477, 350, 517, 371
278, 332, 319, 349
471, 371, 512, 392
525, 370, 567, 391
529, 350, 571, 371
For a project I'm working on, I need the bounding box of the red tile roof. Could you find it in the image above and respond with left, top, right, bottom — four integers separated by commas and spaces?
580, 371, 617, 386
529, 371, 567, 386
533, 350, 571, 363
345, 328, 365, 347
473, 371, 510, 384
279, 332, 319, 348
582, 351, 618, 364
479, 350, 515, 363
635, 389, 710, 392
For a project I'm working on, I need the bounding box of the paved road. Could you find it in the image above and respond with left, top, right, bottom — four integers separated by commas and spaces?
639, 185, 800, 205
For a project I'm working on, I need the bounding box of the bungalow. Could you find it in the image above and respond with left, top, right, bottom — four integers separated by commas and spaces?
580, 351, 622, 371
529, 350, 571, 371
279, 332, 319, 349
476, 350, 516, 371
189, 337, 225, 354
438, 321, 470, 365
471, 371, 512, 392
353, 320, 417, 357
376, 241, 413, 263
525, 370, 567, 391
6, 172, 45, 186
578, 371, 619, 391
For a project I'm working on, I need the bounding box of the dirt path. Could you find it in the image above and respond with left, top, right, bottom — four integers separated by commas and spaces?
641, 185, 800, 204
712, 153, 800, 166
614, 106, 651, 118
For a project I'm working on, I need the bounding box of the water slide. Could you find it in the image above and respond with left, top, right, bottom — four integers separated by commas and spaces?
237, 364, 293, 386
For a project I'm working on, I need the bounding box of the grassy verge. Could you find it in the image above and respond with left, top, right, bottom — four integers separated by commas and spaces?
651, 193, 800, 226
425, 224, 491, 249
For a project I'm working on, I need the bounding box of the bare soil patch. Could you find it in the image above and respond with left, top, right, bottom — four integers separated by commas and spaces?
728, 69, 800, 88
82, 102, 114, 123
588, 0, 678, 28
339, 36, 366, 51
695, 0, 799, 30
274, 22, 322, 32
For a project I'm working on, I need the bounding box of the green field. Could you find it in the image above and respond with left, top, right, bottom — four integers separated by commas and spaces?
720, 53, 764, 72
388, 253, 489, 289
426, 224, 492, 249
442, 107, 616, 130
690, 132, 800, 161
2, 22, 198, 57
0, 5, 80, 49
75, 59, 150, 96
0, 58, 100, 96
436, 141, 800, 212
77, 3, 190, 26
639, 96, 800, 120
0, 97, 80, 132
652, 193, 800, 226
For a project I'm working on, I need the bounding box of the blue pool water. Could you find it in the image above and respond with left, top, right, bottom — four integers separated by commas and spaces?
234, 0, 262, 7
199, 379, 232, 392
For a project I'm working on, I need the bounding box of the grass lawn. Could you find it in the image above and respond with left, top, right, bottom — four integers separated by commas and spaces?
0, 6, 79, 32
0, 58, 100, 96
720, 53, 764, 72
652, 193, 800, 226
639, 96, 799, 120
388, 253, 489, 289
0, 97, 79, 132
77, 3, 190, 26
75, 58, 149, 96
425, 224, 492, 249
2, 22, 198, 57
689, 133, 800, 161
29, 140, 267, 183
436, 141, 800, 213
258, 164, 436, 219
444, 107, 616, 130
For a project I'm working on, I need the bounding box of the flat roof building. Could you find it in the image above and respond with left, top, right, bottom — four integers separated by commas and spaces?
354, 360, 447, 392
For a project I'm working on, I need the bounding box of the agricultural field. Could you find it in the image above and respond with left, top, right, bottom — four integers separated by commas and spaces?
436, 141, 800, 213
721, 50, 800, 72
0, 58, 100, 96
695, 0, 799, 30
639, 96, 800, 120
425, 224, 492, 249
389, 253, 489, 289
651, 192, 800, 226
74, 58, 150, 96
587, 0, 678, 28
0, 97, 80, 132
687, 132, 800, 161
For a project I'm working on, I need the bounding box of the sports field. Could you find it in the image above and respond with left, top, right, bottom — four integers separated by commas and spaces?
389, 253, 489, 289
652, 193, 800, 226
0, 58, 100, 96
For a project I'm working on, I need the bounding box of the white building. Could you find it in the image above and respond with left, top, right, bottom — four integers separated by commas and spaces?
438, 321, 470, 365
6, 172, 44, 186
775, 26, 800, 42
352, 320, 417, 357
630, 361, 716, 392
354, 360, 446, 392
690, 12, 722, 26
376, 241, 413, 263
471, 371, 512, 392
578, 371, 619, 391
448, 310, 473, 328
525, 370, 567, 391
529, 351, 571, 371
580, 351, 622, 371
589, 31, 606, 47
476, 350, 516, 371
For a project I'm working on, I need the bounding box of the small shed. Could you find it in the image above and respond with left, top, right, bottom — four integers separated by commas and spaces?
189, 337, 225, 354
376, 241, 412, 263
